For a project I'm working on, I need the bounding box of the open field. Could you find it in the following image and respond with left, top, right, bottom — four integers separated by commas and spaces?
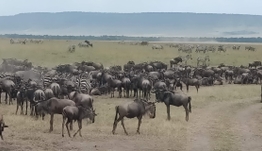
0, 38, 262, 67
0, 38, 262, 151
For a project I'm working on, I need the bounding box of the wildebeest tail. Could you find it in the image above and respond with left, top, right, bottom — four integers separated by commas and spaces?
188, 96, 192, 113
114, 106, 119, 124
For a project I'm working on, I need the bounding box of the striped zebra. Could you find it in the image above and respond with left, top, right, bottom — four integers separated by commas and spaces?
75, 74, 92, 94
197, 55, 210, 67
42, 76, 53, 88
182, 54, 192, 65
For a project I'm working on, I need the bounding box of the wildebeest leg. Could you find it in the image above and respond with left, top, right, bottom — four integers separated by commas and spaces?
25, 99, 28, 115
21, 101, 24, 115
62, 117, 66, 137
186, 84, 189, 92
166, 105, 171, 121
65, 119, 71, 137
118, 87, 122, 98
5, 92, 8, 104
0, 133, 3, 140
121, 119, 128, 135
183, 104, 189, 121
73, 120, 82, 137
195, 85, 199, 93
70, 122, 73, 130
16, 102, 19, 115
8, 92, 12, 105
49, 114, 54, 132
136, 116, 142, 134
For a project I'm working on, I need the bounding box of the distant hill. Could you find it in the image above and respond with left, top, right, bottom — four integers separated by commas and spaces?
0, 12, 262, 37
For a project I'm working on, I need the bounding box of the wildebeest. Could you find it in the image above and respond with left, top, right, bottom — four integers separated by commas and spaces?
152, 89, 192, 121
0, 79, 16, 105
0, 115, 8, 140
181, 77, 200, 93
33, 97, 76, 132
16, 85, 27, 115
112, 99, 156, 135
170, 57, 182, 68
62, 106, 96, 137
249, 61, 262, 68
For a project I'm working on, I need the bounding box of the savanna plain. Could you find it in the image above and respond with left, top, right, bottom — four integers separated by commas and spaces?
0, 39, 262, 151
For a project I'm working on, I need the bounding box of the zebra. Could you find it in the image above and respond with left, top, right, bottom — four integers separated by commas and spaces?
197, 55, 210, 67
152, 44, 164, 50
78, 42, 89, 48
245, 46, 255, 51
10, 39, 26, 44
42, 76, 54, 88
182, 54, 193, 65
68, 45, 76, 53
232, 45, 240, 50
75, 74, 92, 94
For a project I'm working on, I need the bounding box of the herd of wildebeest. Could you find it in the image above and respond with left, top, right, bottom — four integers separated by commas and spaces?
0, 40, 261, 141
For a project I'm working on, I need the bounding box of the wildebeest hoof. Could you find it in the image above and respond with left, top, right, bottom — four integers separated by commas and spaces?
136, 131, 140, 134
62, 134, 64, 137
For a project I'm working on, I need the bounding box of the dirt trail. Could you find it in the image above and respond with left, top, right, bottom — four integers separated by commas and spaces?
188, 97, 262, 151
235, 102, 262, 151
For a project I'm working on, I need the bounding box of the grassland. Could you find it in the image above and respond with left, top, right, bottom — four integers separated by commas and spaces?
0, 38, 262, 151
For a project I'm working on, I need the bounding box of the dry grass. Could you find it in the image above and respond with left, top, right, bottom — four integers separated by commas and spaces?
0, 38, 262, 151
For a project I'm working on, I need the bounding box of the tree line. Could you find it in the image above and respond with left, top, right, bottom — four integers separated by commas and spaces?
1, 34, 262, 43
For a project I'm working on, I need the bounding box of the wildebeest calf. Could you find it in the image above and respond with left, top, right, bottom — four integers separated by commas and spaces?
62, 106, 96, 137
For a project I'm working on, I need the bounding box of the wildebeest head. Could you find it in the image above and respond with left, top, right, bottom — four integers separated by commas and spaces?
146, 102, 156, 119
80, 107, 98, 123
151, 88, 174, 103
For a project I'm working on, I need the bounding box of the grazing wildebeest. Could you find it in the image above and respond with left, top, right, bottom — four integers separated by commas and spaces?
0, 115, 8, 140
112, 99, 156, 135
152, 89, 192, 121
62, 106, 97, 137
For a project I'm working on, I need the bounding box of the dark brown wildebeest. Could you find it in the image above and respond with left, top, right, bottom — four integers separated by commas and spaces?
107, 76, 122, 98
112, 99, 156, 135
181, 77, 200, 93
62, 106, 97, 137
0, 115, 8, 140
16, 85, 27, 115
170, 57, 182, 68
34, 97, 76, 132
249, 61, 262, 68
152, 89, 192, 121
0, 79, 16, 105
69, 91, 94, 110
